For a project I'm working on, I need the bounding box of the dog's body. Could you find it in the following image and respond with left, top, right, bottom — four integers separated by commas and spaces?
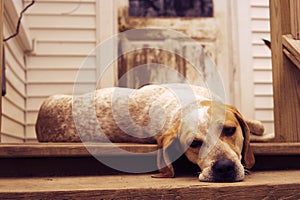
36, 84, 259, 182
36, 84, 212, 143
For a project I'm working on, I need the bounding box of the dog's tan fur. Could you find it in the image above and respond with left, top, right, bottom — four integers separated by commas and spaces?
36, 84, 257, 182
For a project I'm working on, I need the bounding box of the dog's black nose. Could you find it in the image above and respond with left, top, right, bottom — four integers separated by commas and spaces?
212, 159, 236, 181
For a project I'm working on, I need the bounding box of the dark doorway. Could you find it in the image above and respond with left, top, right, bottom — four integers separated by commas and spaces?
129, 0, 213, 17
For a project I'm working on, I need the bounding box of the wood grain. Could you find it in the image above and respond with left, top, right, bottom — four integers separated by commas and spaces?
282, 34, 300, 69
270, 0, 300, 142
0, 143, 299, 177
0, 171, 299, 199
251, 142, 300, 155
0, 143, 299, 158
0, 0, 3, 140
0, 143, 158, 158
290, 0, 300, 39
283, 48, 300, 70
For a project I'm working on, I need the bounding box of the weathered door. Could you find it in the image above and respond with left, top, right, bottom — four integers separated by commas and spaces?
117, 0, 235, 103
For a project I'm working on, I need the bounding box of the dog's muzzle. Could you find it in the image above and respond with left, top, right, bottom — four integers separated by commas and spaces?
211, 158, 237, 182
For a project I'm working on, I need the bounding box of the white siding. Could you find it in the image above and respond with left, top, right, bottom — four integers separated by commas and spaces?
25, 0, 97, 141
1, 1, 29, 142
1, 0, 274, 142
250, 0, 274, 133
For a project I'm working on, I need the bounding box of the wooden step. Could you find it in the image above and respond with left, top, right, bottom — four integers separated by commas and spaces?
0, 170, 299, 199
1, 142, 300, 158
0, 143, 300, 177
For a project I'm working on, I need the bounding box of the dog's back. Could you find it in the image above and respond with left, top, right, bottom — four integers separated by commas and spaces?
36, 84, 212, 143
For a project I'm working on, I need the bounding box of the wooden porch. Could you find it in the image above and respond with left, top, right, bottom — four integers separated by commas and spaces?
0, 0, 300, 199
0, 171, 299, 199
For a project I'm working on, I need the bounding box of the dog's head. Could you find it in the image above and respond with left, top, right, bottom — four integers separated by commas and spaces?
153, 101, 255, 182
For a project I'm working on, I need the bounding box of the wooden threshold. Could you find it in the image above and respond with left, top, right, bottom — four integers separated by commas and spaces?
0, 170, 299, 199
0, 142, 300, 158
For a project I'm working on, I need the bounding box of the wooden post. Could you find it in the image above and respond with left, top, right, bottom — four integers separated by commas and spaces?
95, 0, 118, 88
290, 0, 300, 39
0, 0, 3, 140
270, 0, 300, 142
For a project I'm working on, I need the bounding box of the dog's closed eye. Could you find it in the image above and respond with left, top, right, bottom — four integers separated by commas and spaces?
222, 126, 236, 137
190, 139, 203, 148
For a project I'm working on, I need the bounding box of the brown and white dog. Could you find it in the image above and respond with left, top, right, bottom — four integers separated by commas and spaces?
36, 84, 263, 182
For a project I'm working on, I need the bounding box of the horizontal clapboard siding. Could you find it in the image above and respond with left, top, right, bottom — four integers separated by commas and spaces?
27, 15, 96, 29
27, 1, 96, 15
1, 2, 29, 142
30, 29, 96, 42
27, 69, 96, 83
26, 55, 96, 69
2, 0, 274, 142
250, 0, 274, 134
25, 0, 97, 141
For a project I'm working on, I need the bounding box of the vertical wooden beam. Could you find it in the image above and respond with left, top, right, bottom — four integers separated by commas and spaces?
290, 0, 300, 39
95, 0, 118, 88
0, 0, 3, 141
270, 0, 300, 142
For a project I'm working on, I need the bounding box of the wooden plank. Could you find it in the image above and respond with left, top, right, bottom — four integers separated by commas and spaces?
251, 142, 300, 155
25, 125, 37, 139
34, 41, 95, 56
0, 0, 3, 139
251, 6, 270, 19
95, 0, 117, 88
251, 19, 270, 32
5, 47, 26, 80
5, 65, 26, 95
27, 0, 95, 3
27, 69, 96, 84
26, 15, 96, 29
0, 171, 299, 199
270, 0, 300, 142
26, 97, 44, 111
4, 83, 25, 110
282, 34, 300, 59
27, 55, 96, 69
27, 83, 95, 97
251, 0, 269, 7
253, 70, 273, 82
254, 84, 273, 96
0, 142, 299, 158
0, 143, 158, 158
30, 29, 96, 42
27, 1, 96, 15
290, 0, 300, 39
0, 134, 24, 143
283, 48, 300, 70
2, 98, 25, 124
282, 34, 300, 69
1, 116, 25, 139
3, 20, 27, 66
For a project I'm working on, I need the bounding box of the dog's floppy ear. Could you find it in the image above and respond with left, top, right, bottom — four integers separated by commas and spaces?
228, 106, 255, 169
151, 120, 180, 178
